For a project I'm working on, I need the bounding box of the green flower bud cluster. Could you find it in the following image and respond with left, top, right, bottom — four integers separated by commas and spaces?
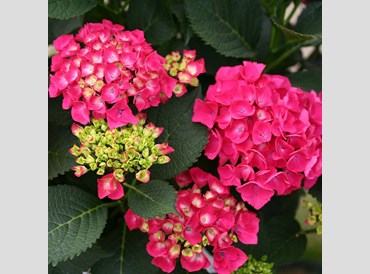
164, 51, 188, 77
70, 118, 173, 182
304, 199, 322, 235
233, 255, 274, 274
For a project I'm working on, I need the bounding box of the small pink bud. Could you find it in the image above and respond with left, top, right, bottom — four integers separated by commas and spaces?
72, 165, 88, 177
71, 123, 84, 137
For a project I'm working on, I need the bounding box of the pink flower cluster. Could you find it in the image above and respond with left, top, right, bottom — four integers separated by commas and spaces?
192, 61, 322, 209
48, 19, 178, 129
125, 167, 260, 274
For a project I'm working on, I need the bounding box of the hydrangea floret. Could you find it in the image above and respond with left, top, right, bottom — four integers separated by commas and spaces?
192, 61, 322, 210
164, 50, 205, 97
49, 19, 179, 129
69, 113, 174, 200
125, 167, 260, 274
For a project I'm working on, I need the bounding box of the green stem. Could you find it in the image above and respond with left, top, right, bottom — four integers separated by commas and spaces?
104, 200, 122, 208
265, 44, 302, 72
119, 223, 127, 274
284, 1, 300, 26
269, 26, 279, 53
124, 179, 137, 198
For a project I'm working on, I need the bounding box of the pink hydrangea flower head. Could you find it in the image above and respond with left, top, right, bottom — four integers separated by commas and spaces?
125, 167, 260, 273
49, 20, 194, 127
192, 60, 322, 209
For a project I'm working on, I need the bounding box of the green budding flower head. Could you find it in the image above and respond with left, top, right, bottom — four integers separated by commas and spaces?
303, 199, 322, 235
69, 113, 174, 183
233, 255, 274, 274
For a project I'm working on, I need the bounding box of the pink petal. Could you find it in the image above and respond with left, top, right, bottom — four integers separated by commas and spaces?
204, 129, 222, 160
215, 65, 242, 82
192, 99, 218, 129
152, 256, 176, 273
234, 211, 260, 244
186, 59, 206, 77
183, 215, 202, 245
265, 172, 288, 195
180, 251, 210, 272
101, 83, 120, 104
216, 107, 232, 129
103, 46, 119, 63
104, 63, 120, 83
124, 209, 139, 230
53, 34, 74, 51
107, 183, 124, 200
229, 100, 255, 119
175, 171, 193, 187
225, 119, 249, 144
236, 181, 274, 210
255, 86, 273, 107
240, 61, 265, 83
218, 164, 240, 186
81, 61, 95, 77
106, 99, 138, 129
189, 167, 209, 188
252, 121, 272, 145
198, 205, 217, 227
71, 101, 90, 124
146, 241, 168, 257
286, 151, 311, 172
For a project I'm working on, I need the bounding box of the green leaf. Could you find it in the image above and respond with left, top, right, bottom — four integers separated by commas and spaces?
48, 123, 76, 180
126, 0, 176, 45
48, 0, 97, 20
48, 97, 73, 127
127, 180, 177, 219
48, 185, 109, 266
48, 243, 111, 274
172, 2, 194, 46
294, 2, 322, 37
287, 68, 322, 92
187, 36, 242, 76
239, 215, 307, 266
272, 19, 321, 43
91, 225, 158, 274
146, 86, 208, 180
48, 17, 83, 44
259, 190, 303, 219
185, 0, 264, 58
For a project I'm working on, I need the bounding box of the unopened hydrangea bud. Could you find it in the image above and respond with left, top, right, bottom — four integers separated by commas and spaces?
71, 123, 84, 137
113, 169, 125, 182
69, 144, 81, 156
182, 248, 193, 257
72, 165, 88, 177
169, 244, 181, 259
136, 169, 151, 183
158, 155, 170, 164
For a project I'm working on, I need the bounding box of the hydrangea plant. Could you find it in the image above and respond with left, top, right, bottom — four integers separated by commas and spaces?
48, 1, 322, 273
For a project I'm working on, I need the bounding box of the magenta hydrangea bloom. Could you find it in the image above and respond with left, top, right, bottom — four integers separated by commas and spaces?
49, 19, 179, 129
192, 61, 322, 210
124, 167, 259, 273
